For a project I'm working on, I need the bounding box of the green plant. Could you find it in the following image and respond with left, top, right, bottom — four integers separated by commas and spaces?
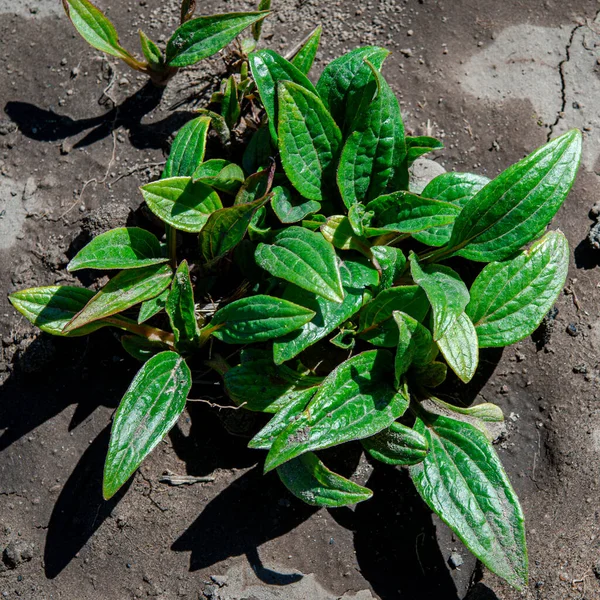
61, 0, 271, 85
10, 24, 581, 590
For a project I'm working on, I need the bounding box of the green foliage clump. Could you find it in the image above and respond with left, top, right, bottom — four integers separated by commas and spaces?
12, 2, 583, 590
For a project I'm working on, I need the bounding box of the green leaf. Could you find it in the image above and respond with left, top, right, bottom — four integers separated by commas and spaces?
413, 361, 447, 388
252, 0, 271, 40
466, 231, 569, 347
139, 30, 163, 68
225, 352, 319, 412
63, 264, 173, 333
242, 126, 273, 174
366, 192, 461, 235
362, 421, 429, 465
68, 227, 167, 271
291, 25, 322, 75
359, 286, 429, 347
9, 286, 109, 337
163, 117, 211, 179
436, 312, 478, 383
412, 172, 490, 247
277, 452, 373, 507
409, 254, 470, 341
166, 11, 270, 67
192, 159, 245, 194
234, 168, 272, 205
447, 129, 582, 262
337, 65, 406, 208
347, 204, 371, 237
211, 295, 315, 344
141, 177, 222, 233
62, 0, 138, 66
255, 226, 344, 303
316, 46, 389, 132
405, 136, 444, 165
199, 194, 269, 263
393, 310, 437, 384
271, 186, 320, 224
222, 75, 241, 129
273, 258, 376, 364
121, 335, 168, 362
371, 246, 406, 290
430, 397, 504, 423
166, 260, 200, 347
320, 216, 371, 256
265, 350, 409, 471
103, 351, 192, 499
248, 388, 316, 448
138, 289, 169, 324
277, 81, 342, 202
180, 0, 196, 23
249, 49, 318, 143
410, 414, 528, 589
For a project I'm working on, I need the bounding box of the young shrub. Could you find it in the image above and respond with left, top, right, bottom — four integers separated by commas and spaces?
10, 25, 582, 590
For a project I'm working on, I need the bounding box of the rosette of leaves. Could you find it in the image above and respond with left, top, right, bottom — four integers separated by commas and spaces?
9, 36, 582, 590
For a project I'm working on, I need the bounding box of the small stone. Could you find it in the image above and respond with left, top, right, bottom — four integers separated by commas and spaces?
448, 552, 463, 568
60, 58, 67, 66
400, 48, 413, 57
2, 540, 34, 569
119, 77, 130, 86
573, 364, 587, 374
566, 323, 578, 337
210, 575, 227, 587
590, 201, 600, 218
515, 351, 525, 362
407, 29, 414, 36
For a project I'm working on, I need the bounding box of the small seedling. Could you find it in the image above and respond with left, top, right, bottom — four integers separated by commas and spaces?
10, 22, 582, 590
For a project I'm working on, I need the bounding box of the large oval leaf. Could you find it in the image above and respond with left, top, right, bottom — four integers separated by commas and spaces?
436, 312, 478, 383
166, 11, 270, 67
162, 117, 211, 179
249, 48, 318, 143
447, 129, 581, 262
64, 264, 173, 333
255, 226, 344, 303
103, 351, 192, 499
140, 177, 222, 233
211, 295, 315, 344
68, 227, 167, 271
277, 452, 373, 507
277, 81, 342, 202
466, 231, 569, 347
410, 414, 528, 589
265, 350, 409, 471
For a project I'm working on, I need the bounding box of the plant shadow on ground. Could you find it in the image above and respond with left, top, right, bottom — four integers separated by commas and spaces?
1, 335, 504, 598
3, 81, 193, 151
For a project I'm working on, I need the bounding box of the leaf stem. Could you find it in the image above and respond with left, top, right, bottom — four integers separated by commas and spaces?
166, 225, 178, 270
105, 316, 175, 346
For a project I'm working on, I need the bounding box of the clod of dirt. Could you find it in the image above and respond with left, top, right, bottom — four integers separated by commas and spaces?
409, 158, 446, 194
80, 200, 133, 241
449, 552, 464, 569
566, 323, 579, 337
2, 540, 34, 569
587, 220, 600, 250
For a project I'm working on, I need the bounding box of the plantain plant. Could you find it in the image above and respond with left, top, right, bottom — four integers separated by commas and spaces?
10, 20, 581, 590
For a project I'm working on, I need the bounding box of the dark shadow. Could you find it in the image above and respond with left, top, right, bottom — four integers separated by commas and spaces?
465, 583, 500, 600
330, 461, 461, 600
43, 426, 131, 578
246, 547, 303, 585
574, 237, 600, 270
4, 81, 192, 151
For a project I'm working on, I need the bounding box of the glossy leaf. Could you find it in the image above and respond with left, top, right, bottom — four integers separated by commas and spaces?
121, 335, 168, 362
431, 397, 504, 423
141, 177, 222, 233
316, 46, 389, 132
412, 172, 490, 247
273, 258, 377, 364
366, 192, 461, 235
277, 81, 342, 201
103, 351, 192, 499
466, 231, 569, 347
277, 452, 373, 507
62, 0, 138, 66
200, 195, 269, 263
9, 286, 109, 337
409, 254, 470, 341
337, 65, 405, 207
410, 414, 528, 589
138, 289, 169, 324
166, 11, 270, 67
211, 295, 315, 344
320, 216, 371, 256
271, 186, 320, 224
139, 31, 163, 68
359, 286, 429, 347
192, 159, 245, 194
393, 310, 437, 383
251, 0, 271, 40
222, 75, 241, 129
68, 228, 167, 271
163, 117, 211, 179
249, 49, 318, 142
290, 25, 322, 75
362, 421, 429, 465
265, 350, 409, 471
235, 168, 272, 206
166, 260, 200, 346
371, 246, 405, 290
405, 136, 444, 164
255, 226, 344, 303
64, 264, 173, 333
242, 126, 273, 174
436, 312, 478, 383
447, 129, 582, 262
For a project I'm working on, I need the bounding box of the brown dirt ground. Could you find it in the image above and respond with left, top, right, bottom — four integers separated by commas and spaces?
1, 0, 600, 599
